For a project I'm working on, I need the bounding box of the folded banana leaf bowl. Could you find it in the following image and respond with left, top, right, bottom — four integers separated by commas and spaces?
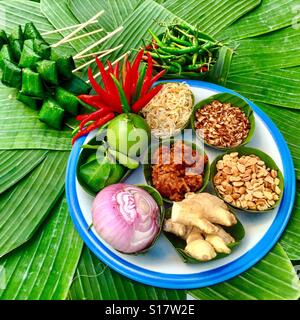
66, 79, 295, 289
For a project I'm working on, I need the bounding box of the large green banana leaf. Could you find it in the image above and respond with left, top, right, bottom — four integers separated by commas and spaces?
253, 101, 300, 180
68, 247, 185, 300
188, 244, 300, 300
220, 0, 300, 40
40, 0, 106, 54
0, 197, 83, 300
0, 0, 300, 301
228, 26, 300, 75
226, 68, 300, 110
0, 86, 72, 150
280, 184, 300, 261
68, 0, 141, 32
0, 151, 69, 258
0, 150, 48, 194
163, 0, 261, 36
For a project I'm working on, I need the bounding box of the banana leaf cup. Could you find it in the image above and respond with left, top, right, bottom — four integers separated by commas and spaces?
191, 92, 255, 151
163, 207, 245, 263
141, 82, 195, 140
143, 138, 210, 204
210, 147, 284, 213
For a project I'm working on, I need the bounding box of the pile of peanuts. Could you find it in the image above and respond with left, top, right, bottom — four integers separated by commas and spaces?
213, 152, 281, 211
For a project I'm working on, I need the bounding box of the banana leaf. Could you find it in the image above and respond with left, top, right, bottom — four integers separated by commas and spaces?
0, 85, 72, 150
228, 26, 300, 75
68, 0, 141, 31
221, 0, 300, 40
40, 0, 104, 54
0, 0, 299, 301
280, 184, 300, 261
0, 197, 83, 300
0, 151, 69, 258
0, 150, 48, 194
68, 247, 185, 300
163, 0, 261, 37
226, 67, 300, 110
188, 244, 300, 300
254, 101, 300, 180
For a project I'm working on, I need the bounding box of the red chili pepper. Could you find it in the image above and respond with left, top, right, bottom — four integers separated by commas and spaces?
131, 85, 163, 113
88, 68, 106, 97
122, 60, 132, 103
113, 62, 120, 80
78, 95, 103, 109
141, 52, 153, 96
122, 54, 128, 81
79, 107, 111, 130
96, 57, 121, 109
72, 112, 115, 145
130, 49, 144, 97
78, 95, 120, 113
95, 57, 115, 93
149, 69, 166, 88
106, 60, 114, 75
76, 114, 90, 121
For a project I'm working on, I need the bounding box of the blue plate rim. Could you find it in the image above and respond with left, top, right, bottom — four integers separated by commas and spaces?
66, 80, 296, 290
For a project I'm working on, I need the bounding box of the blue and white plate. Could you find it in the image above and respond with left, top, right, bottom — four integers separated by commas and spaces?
66, 80, 296, 289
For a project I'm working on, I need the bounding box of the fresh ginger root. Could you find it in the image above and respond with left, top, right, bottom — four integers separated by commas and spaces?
164, 193, 237, 261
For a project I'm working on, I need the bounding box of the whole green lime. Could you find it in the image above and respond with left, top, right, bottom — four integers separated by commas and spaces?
107, 113, 150, 158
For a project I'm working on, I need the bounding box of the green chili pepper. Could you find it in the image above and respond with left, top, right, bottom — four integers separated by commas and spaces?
183, 63, 209, 71
198, 41, 216, 55
147, 51, 175, 60
192, 37, 199, 65
149, 29, 199, 55
110, 74, 131, 113
174, 26, 193, 39
166, 29, 192, 47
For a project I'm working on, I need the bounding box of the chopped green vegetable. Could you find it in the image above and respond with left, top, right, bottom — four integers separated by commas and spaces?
1, 59, 22, 89
19, 40, 41, 69
10, 39, 23, 62
21, 68, 44, 98
79, 157, 112, 193
24, 22, 44, 42
33, 39, 51, 60
51, 49, 75, 80
0, 30, 8, 50
17, 92, 41, 110
0, 45, 13, 69
55, 87, 79, 116
105, 163, 127, 185
39, 99, 65, 129
62, 75, 91, 95
36, 60, 58, 86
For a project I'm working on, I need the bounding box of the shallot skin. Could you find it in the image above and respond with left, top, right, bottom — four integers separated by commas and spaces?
92, 184, 160, 253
